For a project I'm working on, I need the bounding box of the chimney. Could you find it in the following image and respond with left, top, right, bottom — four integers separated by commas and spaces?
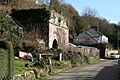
91, 25, 99, 31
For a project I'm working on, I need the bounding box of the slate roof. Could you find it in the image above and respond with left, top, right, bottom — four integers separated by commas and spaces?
75, 28, 108, 44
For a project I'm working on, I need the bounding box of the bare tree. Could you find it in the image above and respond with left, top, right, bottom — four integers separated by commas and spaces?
81, 7, 99, 28
82, 7, 98, 17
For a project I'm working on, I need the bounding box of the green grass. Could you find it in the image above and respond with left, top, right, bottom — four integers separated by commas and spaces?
14, 57, 100, 79
14, 60, 33, 74
49, 60, 71, 75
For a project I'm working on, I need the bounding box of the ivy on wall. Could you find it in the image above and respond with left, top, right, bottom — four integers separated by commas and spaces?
11, 8, 50, 23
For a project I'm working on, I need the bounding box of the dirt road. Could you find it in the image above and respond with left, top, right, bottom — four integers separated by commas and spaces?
47, 60, 120, 80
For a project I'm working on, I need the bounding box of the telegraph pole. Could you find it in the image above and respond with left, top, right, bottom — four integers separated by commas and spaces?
117, 28, 119, 52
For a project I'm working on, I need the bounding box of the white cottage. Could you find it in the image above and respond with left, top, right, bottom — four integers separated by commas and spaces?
74, 28, 108, 45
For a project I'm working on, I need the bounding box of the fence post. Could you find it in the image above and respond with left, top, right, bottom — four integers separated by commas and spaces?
59, 53, 62, 61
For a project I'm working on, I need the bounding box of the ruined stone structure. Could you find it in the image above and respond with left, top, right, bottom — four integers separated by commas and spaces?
11, 9, 69, 49
49, 10, 69, 48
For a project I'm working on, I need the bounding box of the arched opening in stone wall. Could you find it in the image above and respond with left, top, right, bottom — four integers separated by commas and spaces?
52, 39, 58, 49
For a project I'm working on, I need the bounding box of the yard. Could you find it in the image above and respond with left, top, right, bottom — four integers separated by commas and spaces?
14, 60, 34, 74
14, 59, 72, 79
14, 55, 100, 80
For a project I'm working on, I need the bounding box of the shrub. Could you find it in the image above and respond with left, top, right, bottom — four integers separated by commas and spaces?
33, 59, 47, 68
0, 41, 14, 79
52, 60, 66, 69
63, 51, 100, 67
82, 56, 90, 64
49, 48, 63, 60
63, 51, 82, 67
0, 48, 8, 79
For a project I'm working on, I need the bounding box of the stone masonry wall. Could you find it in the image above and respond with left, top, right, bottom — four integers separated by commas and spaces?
49, 10, 69, 48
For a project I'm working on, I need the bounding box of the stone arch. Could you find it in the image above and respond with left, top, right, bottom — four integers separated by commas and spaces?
52, 39, 58, 49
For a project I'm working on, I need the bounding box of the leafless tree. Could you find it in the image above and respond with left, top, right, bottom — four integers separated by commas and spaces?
82, 7, 98, 17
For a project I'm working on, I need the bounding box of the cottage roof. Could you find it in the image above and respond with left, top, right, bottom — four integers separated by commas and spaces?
77, 28, 106, 38
75, 28, 108, 44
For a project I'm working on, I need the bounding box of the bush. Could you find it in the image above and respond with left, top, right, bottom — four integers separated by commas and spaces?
33, 59, 47, 68
0, 48, 8, 79
52, 60, 64, 69
0, 41, 14, 79
49, 48, 63, 60
63, 51, 100, 67
63, 51, 82, 67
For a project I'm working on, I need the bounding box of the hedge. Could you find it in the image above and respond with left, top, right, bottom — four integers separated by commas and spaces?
0, 41, 14, 79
